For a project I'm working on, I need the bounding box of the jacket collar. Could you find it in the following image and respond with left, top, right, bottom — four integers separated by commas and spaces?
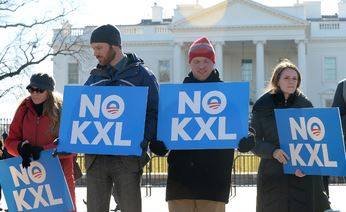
271, 89, 297, 108
93, 53, 144, 80
183, 69, 222, 83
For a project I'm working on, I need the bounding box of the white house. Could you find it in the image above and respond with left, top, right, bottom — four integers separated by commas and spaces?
52, 0, 346, 106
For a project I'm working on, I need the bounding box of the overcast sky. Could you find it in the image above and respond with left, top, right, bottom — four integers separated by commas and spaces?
67, 0, 340, 27
0, 0, 341, 116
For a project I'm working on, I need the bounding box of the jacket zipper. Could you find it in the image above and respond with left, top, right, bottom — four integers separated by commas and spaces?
35, 116, 40, 146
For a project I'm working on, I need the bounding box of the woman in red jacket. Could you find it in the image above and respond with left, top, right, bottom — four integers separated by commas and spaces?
5, 73, 76, 211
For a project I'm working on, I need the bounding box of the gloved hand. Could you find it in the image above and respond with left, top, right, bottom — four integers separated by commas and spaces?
17, 141, 32, 168
149, 140, 168, 156
52, 138, 71, 157
31, 146, 44, 160
140, 139, 149, 151
238, 132, 255, 153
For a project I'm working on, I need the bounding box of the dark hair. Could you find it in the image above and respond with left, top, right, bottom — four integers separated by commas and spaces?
267, 58, 301, 94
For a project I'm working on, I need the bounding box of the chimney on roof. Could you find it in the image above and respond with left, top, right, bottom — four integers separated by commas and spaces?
152, 2, 163, 23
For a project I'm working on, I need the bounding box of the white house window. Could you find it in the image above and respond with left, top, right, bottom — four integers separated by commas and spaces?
241, 59, 252, 81
323, 57, 337, 81
68, 63, 79, 84
158, 60, 170, 82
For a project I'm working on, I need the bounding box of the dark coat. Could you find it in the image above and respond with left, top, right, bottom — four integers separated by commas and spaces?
332, 79, 346, 145
84, 53, 159, 171
0, 147, 12, 160
165, 70, 234, 203
251, 91, 330, 212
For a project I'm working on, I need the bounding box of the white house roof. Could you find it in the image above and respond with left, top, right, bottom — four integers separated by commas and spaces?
172, 0, 307, 29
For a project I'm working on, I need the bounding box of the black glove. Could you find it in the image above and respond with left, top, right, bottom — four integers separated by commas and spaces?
31, 146, 44, 160
52, 138, 71, 157
140, 139, 149, 151
17, 141, 32, 168
149, 140, 168, 156
238, 133, 255, 153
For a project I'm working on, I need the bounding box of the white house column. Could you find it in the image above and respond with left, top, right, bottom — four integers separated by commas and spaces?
296, 40, 307, 93
214, 41, 224, 80
254, 40, 266, 99
173, 42, 183, 83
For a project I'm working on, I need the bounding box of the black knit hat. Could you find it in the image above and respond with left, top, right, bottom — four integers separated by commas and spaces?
90, 24, 121, 46
26, 73, 55, 91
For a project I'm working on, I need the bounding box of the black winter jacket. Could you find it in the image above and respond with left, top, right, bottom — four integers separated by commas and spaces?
252, 91, 330, 212
332, 79, 346, 145
165, 70, 234, 203
84, 53, 159, 171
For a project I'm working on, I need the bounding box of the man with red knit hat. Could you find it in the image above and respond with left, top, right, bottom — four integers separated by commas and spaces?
149, 36, 255, 212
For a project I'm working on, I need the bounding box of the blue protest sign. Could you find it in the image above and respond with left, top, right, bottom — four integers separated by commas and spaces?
275, 108, 346, 176
157, 82, 249, 150
58, 86, 148, 156
0, 150, 73, 212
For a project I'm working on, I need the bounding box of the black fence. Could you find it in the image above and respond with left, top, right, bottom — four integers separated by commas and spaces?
138, 152, 346, 196
0, 118, 11, 139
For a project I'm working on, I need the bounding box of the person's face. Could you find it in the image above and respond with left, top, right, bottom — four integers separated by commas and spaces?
190, 57, 214, 81
28, 87, 48, 104
91, 43, 116, 65
278, 68, 299, 97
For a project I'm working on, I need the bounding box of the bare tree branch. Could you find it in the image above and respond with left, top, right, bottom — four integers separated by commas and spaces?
0, 0, 26, 12
0, 0, 81, 99
0, 85, 20, 98
0, 31, 82, 81
0, 11, 70, 28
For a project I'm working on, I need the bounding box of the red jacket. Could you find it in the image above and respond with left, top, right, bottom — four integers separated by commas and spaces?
5, 97, 76, 211
5, 97, 57, 155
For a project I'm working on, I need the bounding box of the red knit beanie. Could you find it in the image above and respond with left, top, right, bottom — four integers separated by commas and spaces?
188, 37, 215, 64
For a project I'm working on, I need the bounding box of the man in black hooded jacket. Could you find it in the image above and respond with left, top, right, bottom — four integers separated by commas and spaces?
150, 36, 254, 212
84, 24, 159, 212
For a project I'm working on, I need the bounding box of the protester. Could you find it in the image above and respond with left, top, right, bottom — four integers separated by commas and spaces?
0, 139, 4, 210
4, 73, 76, 211
150, 37, 254, 212
332, 79, 346, 145
0, 132, 11, 211
251, 59, 330, 212
327, 78, 346, 197
111, 185, 121, 212
84, 24, 159, 212
0, 132, 11, 159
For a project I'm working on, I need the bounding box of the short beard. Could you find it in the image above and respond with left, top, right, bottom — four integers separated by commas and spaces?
104, 48, 116, 65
